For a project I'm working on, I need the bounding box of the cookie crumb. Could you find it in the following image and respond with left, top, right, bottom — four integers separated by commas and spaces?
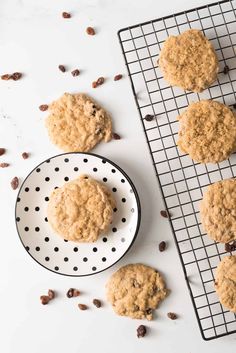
22, 152, 29, 159
144, 114, 154, 121
92, 81, 98, 88
223, 65, 229, 74
93, 299, 102, 308
0, 162, 9, 168
66, 288, 80, 298
78, 303, 88, 310
167, 312, 177, 320
160, 210, 170, 218
114, 74, 123, 81
112, 133, 121, 140
86, 27, 95, 35
11, 176, 19, 190
62, 12, 71, 18
0, 148, 5, 156
39, 104, 49, 111
48, 289, 55, 300
58, 65, 66, 72
159, 241, 166, 252
40, 295, 50, 305
137, 325, 147, 338
71, 69, 80, 77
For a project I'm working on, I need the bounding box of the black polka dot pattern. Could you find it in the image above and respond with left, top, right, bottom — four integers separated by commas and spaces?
15, 153, 140, 276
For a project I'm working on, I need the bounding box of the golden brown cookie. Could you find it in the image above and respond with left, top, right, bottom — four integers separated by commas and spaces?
215, 255, 236, 312
177, 100, 236, 163
106, 264, 169, 320
159, 29, 219, 92
200, 179, 236, 243
47, 175, 116, 243
45, 93, 112, 152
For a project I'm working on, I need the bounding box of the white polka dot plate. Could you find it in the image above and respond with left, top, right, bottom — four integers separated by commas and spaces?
15, 153, 141, 276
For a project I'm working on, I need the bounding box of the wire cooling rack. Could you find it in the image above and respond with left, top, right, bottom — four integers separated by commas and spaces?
118, 0, 236, 341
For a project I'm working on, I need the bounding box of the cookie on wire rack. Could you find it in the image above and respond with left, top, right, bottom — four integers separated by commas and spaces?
215, 255, 236, 313
159, 29, 219, 92
177, 100, 236, 164
200, 178, 236, 244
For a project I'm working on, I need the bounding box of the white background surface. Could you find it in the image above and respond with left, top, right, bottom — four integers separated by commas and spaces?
0, 0, 235, 352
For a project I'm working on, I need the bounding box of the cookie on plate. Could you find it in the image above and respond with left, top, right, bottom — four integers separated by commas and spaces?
200, 179, 236, 243
47, 175, 116, 243
106, 263, 169, 320
45, 93, 112, 152
177, 100, 236, 163
159, 29, 219, 92
215, 255, 236, 312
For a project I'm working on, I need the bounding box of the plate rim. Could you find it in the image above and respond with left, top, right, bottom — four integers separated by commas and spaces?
15, 152, 141, 277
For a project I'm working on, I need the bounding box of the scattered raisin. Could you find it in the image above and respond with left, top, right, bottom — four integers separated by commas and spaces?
22, 152, 29, 159
39, 104, 49, 111
40, 295, 50, 305
167, 312, 177, 320
137, 325, 147, 338
93, 299, 102, 308
58, 65, 66, 72
144, 114, 154, 121
78, 304, 88, 310
0, 163, 9, 168
71, 69, 80, 77
223, 65, 229, 74
86, 27, 95, 35
11, 72, 22, 81
66, 288, 80, 298
11, 176, 19, 190
112, 133, 121, 140
1, 74, 11, 80
0, 148, 5, 156
160, 210, 170, 218
48, 289, 55, 300
114, 74, 123, 81
92, 81, 98, 88
62, 12, 71, 18
159, 241, 166, 252
1, 73, 22, 81
225, 241, 236, 252
97, 77, 104, 85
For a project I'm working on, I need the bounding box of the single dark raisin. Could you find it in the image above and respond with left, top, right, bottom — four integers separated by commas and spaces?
137, 325, 147, 338
92, 299, 102, 308
78, 303, 88, 310
167, 312, 177, 320
86, 27, 95, 35
159, 241, 166, 252
160, 210, 170, 218
144, 114, 154, 121
114, 74, 123, 81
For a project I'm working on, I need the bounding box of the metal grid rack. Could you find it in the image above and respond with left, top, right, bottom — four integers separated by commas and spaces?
118, 0, 236, 341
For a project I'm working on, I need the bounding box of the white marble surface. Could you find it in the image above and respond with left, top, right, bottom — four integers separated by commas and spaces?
0, 0, 235, 352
